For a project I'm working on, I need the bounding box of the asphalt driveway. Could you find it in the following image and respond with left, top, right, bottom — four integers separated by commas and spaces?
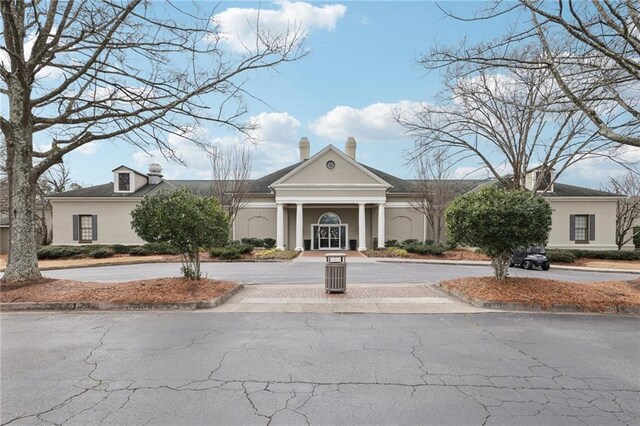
40, 260, 638, 284
2, 312, 638, 425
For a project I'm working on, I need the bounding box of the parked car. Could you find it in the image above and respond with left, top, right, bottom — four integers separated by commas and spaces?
510, 246, 550, 271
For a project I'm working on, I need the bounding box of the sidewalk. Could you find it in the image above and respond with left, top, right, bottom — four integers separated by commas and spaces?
213, 283, 493, 314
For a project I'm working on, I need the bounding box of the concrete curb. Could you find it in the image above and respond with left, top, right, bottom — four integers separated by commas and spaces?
438, 283, 640, 315
375, 258, 640, 275
0, 284, 244, 312
0, 258, 297, 273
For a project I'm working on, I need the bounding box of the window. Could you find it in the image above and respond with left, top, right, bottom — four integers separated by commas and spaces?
79, 215, 93, 242
574, 215, 588, 242
570, 214, 595, 243
318, 212, 341, 224
118, 172, 131, 191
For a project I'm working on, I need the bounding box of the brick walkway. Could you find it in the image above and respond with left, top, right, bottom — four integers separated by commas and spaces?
245, 286, 443, 299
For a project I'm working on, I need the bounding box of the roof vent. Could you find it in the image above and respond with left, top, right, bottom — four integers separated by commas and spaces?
147, 163, 163, 185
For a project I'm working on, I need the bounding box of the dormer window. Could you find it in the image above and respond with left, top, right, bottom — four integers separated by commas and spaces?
118, 172, 131, 191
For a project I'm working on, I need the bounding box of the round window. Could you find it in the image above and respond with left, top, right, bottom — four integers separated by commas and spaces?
326, 160, 336, 170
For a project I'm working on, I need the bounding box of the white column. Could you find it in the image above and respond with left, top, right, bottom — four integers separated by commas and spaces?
358, 203, 367, 251
276, 203, 284, 250
377, 203, 385, 248
295, 203, 304, 251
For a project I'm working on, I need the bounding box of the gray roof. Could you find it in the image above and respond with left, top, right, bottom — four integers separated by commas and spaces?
466, 177, 620, 197
49, 162, 621, 199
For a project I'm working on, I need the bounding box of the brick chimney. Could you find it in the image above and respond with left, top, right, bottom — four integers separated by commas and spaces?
345, 137, 356, 160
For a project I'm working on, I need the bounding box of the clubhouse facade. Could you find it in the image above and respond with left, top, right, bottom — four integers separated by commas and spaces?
48, 137, 627, 251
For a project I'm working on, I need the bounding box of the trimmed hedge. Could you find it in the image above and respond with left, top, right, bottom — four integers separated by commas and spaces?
129, 247, 150, 256
141, 242, 181, 255
405, 243, 447, 256
546, 248, 640, 262
546, 249, 577, 263
263, 238, 276, 249
89, 248, 115, 259
241, 237, 264, 247
567, 249, 640, 261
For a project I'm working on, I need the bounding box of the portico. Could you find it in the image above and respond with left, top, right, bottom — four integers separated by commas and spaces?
275, 202, 386, 251
270, 143, 391, 251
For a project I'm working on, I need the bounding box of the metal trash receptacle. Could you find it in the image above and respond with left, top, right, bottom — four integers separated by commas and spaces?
325, 253, 347, 293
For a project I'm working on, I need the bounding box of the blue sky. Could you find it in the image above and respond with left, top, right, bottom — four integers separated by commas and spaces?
58, 1, 636, 189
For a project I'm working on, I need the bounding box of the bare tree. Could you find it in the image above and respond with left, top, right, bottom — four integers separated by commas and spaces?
409, 150, 458, 244
208, 143, 252, 235
428, 0, 640, 149
35, 162, 77, 245
605, 172, 640, 250
397, 61, 620, 191
0, 1, 304, 282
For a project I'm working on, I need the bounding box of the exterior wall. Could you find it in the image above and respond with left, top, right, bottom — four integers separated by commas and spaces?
51, 199, 144, 245
385, 208, 425, 243
280, 150, 382, 185
546, 197, 619, 250
0, 227, 8, 254
234, 206, 277, 241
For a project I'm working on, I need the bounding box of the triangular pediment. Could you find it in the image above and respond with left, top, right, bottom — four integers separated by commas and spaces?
271, 145, 391, 188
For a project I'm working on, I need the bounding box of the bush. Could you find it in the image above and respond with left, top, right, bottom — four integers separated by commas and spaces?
424, 240, 435, 246
129, 247, 150, 256
226, 242, 254, 254
89, 248, 115, 259
546, 249, 577, 263
368, 247, 409, 258
405, 243, 446, 256
142, 242, 181, 255
37, 245, 94, 259
208, 247, 225, 258
400, 239, 421, 248
263, 238, 276, 249
254, 249, 299, 260
568, 249, 640, 261
241, 237, 264, 247
219, 248, 242, 260
111, 244, 130, 254
385, 239, 399, 248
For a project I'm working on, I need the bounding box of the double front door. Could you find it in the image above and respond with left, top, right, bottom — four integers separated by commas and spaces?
312, 224, 347, 250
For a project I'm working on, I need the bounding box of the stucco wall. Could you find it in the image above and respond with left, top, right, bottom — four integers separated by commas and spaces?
546, 198, 620, 250
280, 150, 383, 185
51, 200, 144, 245
234, 207, 277, 241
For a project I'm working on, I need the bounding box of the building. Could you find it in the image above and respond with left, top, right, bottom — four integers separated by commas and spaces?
47, 137, 628, 251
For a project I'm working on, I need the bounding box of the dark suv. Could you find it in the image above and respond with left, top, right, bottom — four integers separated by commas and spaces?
510, 246, 550, 271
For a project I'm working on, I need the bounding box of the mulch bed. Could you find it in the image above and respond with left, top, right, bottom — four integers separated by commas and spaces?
441, 277, 640, 313
0, 278, 236, 304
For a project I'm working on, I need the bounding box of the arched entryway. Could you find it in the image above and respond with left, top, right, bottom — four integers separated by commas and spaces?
311, 212, 348, 250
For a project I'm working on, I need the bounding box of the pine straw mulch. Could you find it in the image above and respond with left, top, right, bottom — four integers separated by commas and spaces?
0, 278, 236, 304
441, 277, 640, 313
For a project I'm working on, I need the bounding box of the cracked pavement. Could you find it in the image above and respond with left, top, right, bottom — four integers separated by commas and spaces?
1, 312, 639, 425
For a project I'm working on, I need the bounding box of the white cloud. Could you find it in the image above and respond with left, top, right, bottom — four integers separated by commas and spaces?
309, 101, 423, 141
133, 112, 302, 179
213, 1, 347, 53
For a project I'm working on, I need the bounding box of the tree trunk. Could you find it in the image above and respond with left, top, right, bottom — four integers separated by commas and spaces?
491, 253, 511, 280
2, 73, 41, 283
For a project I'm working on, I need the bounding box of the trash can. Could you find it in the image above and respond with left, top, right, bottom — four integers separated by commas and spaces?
325, 253, 347, 293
